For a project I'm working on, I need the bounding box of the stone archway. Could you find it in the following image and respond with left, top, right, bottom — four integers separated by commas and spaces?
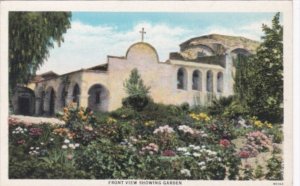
177, 67, 188, 90
72, 84, 80, 108
45, 87, 56, 116
192, 70, 202, 91
88, 84, 109, 112
217, 72, 224, 93
13, 86, 35, 116
206, 70, 213, 92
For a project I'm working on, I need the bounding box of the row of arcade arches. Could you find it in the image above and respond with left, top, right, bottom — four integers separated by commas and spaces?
14, 83, 109, 116
177, 68, 223, 93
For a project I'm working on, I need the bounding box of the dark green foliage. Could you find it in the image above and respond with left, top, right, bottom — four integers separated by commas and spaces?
240, 165, 254, 180
122, 95, 150, 111
234, 13, 283, 123
254, 165, 264, 179
110, 107, 137, 120
9, 12, 71, 90
75, 139, 142, 179
208, 96, 234, 116
123, 68, 151, 111
265, 155, 283, 180
266, 124, 283, 143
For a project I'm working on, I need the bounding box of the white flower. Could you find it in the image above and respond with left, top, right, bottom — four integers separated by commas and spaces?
177, 147, 187, 152
62, 145, 68, 149
30, 147, 34, 150
64, 139, 70, 144
69, 144, 75, 149
200, 166, 207, 170
201, 145, 206, 149
12, 131, 16, 134
184, 152, 191, 156
193, 146, 200, 150
193, 152, 201, 157
75, 143, 80, 148
210, 151, 217, 156
180, 169, 191, 177
36, 147, 40, 150
40, 142, 44, 145
50, 138, 54, 141
198, 161, 205, 166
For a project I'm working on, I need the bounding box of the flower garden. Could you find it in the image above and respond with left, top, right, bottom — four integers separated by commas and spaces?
9, 102, 283, 180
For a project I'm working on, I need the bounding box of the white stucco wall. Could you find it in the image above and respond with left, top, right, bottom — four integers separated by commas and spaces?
29, 41, 234, 114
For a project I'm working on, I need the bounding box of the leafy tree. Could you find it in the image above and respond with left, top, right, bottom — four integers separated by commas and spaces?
234, 13, 283, 122
123, 68, 151, 111
9, 12, 72, 90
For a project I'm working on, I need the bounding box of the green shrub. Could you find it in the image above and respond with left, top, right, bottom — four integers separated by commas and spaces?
123, 68, 151, 111
254, 165, 264, 180
266, 124, 283, 143
75, 139, 142, 179
265, 154, 283, 180
208, 96, 234, 116
110, 107, 137, 120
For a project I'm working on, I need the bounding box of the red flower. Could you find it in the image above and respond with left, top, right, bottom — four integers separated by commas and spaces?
239, 150, 250, 159
210, 124, 217, 131
17, 139, 26, 145
29, 128, 43, 136
220, 139, 231, 148
162, 150, 176, 157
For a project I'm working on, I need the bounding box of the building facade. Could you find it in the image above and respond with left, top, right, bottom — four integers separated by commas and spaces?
12, 34, 259, 116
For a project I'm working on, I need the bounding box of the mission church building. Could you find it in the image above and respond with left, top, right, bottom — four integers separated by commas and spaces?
12, 30, 259, 116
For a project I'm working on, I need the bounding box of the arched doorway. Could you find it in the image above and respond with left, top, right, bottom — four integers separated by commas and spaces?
57, 83, 67, 108
177, 67, 187, 90
206, 70, 213, 92
88, 84, 109, 112
72, 84, 80, 107
192, 70, 202, 91
44, 87, 56, 116
13, 86, 35, 115
49, 88, 55, 115
217, 72, 224, 93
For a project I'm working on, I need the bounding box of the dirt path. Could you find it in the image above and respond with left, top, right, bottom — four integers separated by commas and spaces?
9, 115, 65, 126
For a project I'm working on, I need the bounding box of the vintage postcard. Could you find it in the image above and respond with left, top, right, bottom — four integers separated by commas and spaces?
0, 1, 293, 186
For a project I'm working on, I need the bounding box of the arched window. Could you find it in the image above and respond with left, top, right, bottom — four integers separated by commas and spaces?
192, 70, 202, 91
95, 91, 101, 104
177, 68, 187, 90
72, 84, 80, 107
88, 84, 110, 112
206, 70, 213, 92
217, 72, 223, 93
49, 88, 56, 116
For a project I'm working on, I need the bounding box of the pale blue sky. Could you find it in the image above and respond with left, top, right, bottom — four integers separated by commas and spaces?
38, 12, 279, 74
72, 12, 276, 31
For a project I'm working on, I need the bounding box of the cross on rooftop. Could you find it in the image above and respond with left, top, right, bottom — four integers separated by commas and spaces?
139, 27, 146, 42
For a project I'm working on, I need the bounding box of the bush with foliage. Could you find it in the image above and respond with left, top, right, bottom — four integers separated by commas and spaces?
265, 154, 283, 180
234, 13, 283, 123
123, 68, 151, 111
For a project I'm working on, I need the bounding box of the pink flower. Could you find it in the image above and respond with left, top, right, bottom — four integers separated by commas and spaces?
17, 139, 26, 145
239, 150, 250, 158
29, 128, 43, 136
162, 150, 176, 157
219, 139, 231, 148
